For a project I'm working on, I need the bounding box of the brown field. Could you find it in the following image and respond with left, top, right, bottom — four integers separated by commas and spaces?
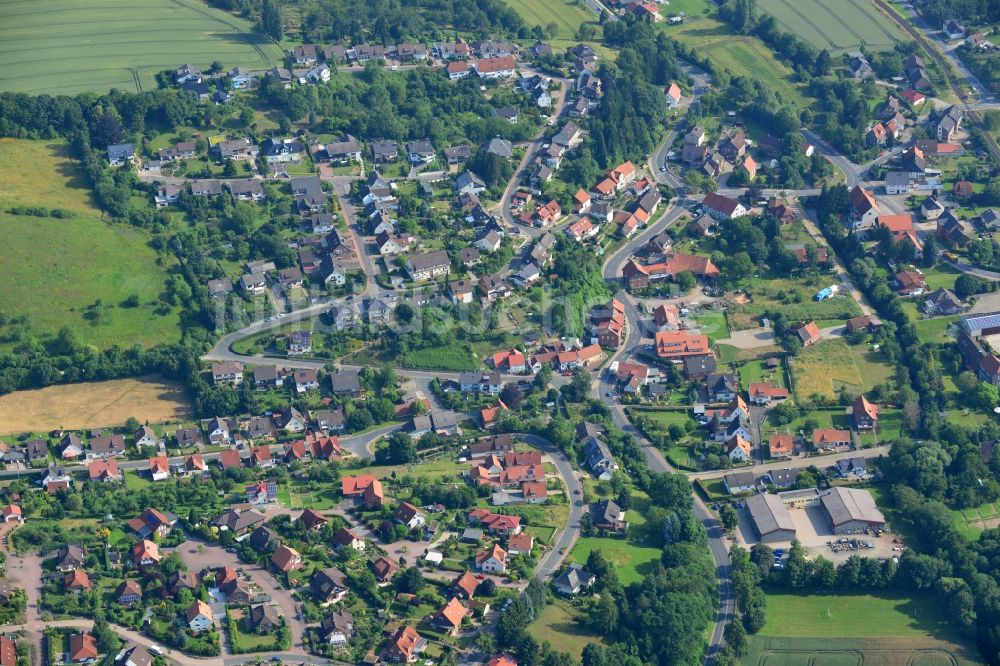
0, 376, 192, 434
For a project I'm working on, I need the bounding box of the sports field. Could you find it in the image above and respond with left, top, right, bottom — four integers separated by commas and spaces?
756, 0, 904, 54
0, 376, 192, 434
0, 139, 181, 349
0, 0, 283, 95
746, 636, 984, 666
746, 593, 984, 665
503, 0, 595, 40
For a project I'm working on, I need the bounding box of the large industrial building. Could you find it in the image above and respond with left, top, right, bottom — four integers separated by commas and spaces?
820, 487, 886, 534
746, 493, 796, 543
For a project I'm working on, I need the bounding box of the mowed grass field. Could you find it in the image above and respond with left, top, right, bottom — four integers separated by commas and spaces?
503, 0, 595, 40
528, 601, 605, 659
756, 0, 905, 54
0, 139, 181, 349
747, 593, 985, 666
0, 376, 192, 434
0, 0, 283, 95
745, 636, 984, 666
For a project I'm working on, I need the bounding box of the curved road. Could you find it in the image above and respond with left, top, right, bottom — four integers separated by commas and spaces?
597, 66, 735, 664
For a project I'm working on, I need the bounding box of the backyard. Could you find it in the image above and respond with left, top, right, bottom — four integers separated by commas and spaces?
527, 600, 606, 660
727, 277, 862, 331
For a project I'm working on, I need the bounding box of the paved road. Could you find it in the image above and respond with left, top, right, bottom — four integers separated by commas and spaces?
517, 434, 586, 579
688, 445, 892, 481
3, 616, 341, 666
595, 67, 735, 662
498, 68, 573, 237
176, 538, 308, 651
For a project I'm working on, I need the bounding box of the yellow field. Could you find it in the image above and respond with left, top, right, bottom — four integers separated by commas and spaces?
0, 376, 192, 434
789, 339, 863, 400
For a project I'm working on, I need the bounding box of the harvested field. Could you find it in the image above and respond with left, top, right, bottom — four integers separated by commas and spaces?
0, 376, 192, 434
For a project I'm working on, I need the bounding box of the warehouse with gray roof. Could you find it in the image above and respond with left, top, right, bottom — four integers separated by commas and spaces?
820, 487, 886, 534
746, 493, 796, 543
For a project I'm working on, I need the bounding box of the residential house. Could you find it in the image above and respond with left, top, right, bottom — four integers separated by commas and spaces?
475, 544, 508, 574
924, 288, 964, 316
702, 192, 747, 220
406, 250, 451, 281
186, 600, 214, 632
851, 394, 879, 430
148, 456, 170, 481
590, 499, 626, 532
553, 566, 596, 596
813, 428, 852, 450
69, 633, 98, 663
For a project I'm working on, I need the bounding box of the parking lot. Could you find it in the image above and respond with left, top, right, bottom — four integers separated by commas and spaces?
733, 504, 900, 563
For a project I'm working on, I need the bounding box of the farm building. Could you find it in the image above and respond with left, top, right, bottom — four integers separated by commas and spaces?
961, 311, 1000, 337
746, 493, 796, 543
820, 487, 885, 534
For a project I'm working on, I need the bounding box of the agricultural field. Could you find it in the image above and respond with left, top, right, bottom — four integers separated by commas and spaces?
0, 0, 283, 95
0, 376, 192, 435
755, 0, 905, 54
0, 139, 181, 350
658, 0, 806, 106
789, 339, 895, 401
503, 0, 595, 40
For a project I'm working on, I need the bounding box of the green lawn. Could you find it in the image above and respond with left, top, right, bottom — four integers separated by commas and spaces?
919, 264, 962, 291
503, 0, 595, 40
761, 408, 850, 441
528, 601, 605, 659
739, 359, 785, 388
694, 312, 730, 344
901, 301, 958, 345
567, 537, 662, 586
0, 139, 180, 349
760, 593, 970, 641
0, 0, 283, 94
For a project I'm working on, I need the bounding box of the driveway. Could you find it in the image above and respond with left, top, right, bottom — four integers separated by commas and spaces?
176, 539, 308, 650
717, 327, 775, 349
